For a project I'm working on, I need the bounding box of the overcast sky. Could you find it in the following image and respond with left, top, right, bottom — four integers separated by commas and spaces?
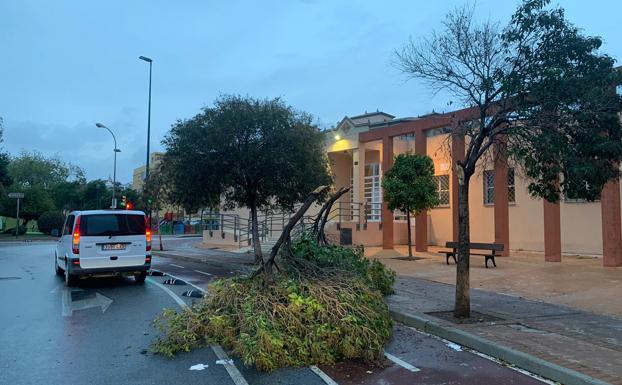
1, 1, 620, 183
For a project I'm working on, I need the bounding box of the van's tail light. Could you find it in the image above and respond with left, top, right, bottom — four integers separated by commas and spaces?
145, 216, 152, 252
72, 215, 81, 254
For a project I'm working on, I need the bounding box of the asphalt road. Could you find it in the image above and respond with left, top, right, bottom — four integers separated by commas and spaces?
0, 240, 550, 385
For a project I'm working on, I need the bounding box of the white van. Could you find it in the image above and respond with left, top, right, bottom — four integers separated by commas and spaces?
54, 210, 152, 286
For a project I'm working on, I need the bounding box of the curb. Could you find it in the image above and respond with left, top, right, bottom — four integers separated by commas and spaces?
152, 251, 253, 273
390, 310, 611, 385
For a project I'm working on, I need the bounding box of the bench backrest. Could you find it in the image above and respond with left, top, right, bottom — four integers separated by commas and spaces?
445, 241, 504, 251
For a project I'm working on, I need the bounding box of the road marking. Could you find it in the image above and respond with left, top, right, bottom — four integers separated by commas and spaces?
211, 345, 249, 385
405, 326, 554, 384
384, 352, 420, 372
147, 278, 187, 308
310, 366, 339, 385
169, 263, 184, 268
60, 288, 112, 317
194, 270, 212, 276
147, 277, 250, 385
156, 270, 206, 293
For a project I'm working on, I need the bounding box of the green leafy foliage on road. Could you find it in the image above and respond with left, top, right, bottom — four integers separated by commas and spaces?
152, 239, 395, 371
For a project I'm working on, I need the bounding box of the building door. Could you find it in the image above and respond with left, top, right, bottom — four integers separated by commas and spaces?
364, 163, 382, 222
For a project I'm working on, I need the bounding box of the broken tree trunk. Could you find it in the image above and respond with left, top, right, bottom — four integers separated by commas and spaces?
315, 187, 350, 245
260, 185, 330, 279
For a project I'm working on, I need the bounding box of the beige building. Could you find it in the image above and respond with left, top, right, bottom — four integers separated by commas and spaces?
132, 152, 164, 192
325, 109, 622, 267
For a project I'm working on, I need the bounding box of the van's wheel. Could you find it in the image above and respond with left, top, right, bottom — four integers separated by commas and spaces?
54, 255, 64, 276
135, 271, 147, 284
65, 267, 78, 287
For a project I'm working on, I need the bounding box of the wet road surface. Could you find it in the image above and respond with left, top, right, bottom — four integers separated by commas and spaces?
0, 240, 551, 384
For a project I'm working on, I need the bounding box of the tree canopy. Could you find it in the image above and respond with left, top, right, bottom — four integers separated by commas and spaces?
163, 95, 332, 262
383, 153, 439, 259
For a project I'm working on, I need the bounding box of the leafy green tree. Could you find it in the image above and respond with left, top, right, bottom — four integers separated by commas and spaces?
395, 0, 622, 317
382, 154, 439, 259
7, 151, 84, 189
163, 95, 332, 263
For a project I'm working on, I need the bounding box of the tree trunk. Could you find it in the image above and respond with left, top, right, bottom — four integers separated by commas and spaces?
258, 185, 329, 281
407, 210, 413, 259
250, 200, 263, 264
454, 178, 471, 318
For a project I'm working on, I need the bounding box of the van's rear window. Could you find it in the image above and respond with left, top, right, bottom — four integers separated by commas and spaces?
79, 214, 145, 236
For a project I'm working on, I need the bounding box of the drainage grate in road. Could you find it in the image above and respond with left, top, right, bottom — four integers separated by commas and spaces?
148, 270, 165, 276
182, 290, 204, 298
163, 278, 187, 285
0, 276, 21, 280
425, 310, 505, 324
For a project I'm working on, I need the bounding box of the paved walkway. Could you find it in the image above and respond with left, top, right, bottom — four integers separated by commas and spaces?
367, 246, 622, 318
388, 276, 622, 384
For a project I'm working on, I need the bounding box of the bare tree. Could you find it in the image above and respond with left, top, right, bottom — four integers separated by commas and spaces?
395, 5, 513, 317
395, 1, 622, 318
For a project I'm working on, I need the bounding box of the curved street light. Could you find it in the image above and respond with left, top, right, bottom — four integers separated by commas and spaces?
96, 123, 121, 208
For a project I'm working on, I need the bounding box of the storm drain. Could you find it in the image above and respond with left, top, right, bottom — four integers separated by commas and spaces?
0, 276, 21, 280
182, 290, 204, 298
163, 278, 187, 285
148, 270, 165, 276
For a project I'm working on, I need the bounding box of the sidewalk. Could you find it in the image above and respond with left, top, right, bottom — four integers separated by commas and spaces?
389, 276, 622, 385
368, 247, 622, 385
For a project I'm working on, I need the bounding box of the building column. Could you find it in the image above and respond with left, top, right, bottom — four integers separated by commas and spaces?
382, 136, 394, 249
493, 137, 510, 256
543, 199, 561, 262
451, 134, 465, 241
601, 179, 622, 266
357, 143, 366, 230
415, 129, 428, 251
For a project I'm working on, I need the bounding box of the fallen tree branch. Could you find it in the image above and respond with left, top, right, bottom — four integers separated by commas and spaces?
260, 185, 330, 279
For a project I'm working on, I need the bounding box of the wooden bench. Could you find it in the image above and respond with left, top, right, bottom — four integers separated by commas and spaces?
438, 241, 503, 268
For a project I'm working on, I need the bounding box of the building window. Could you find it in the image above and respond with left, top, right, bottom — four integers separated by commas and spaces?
364, 163, 382, 221
483, 168, 516, 205
434, 175, 450, 206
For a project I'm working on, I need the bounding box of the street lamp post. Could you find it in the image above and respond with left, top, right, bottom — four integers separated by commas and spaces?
138, 56, 152, 181
95, 123, 121, 209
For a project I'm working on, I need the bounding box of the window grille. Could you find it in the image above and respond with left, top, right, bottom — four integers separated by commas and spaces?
434, 175, 450, 206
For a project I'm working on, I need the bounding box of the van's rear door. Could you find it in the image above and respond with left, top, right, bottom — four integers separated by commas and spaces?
78, 213, 146, 269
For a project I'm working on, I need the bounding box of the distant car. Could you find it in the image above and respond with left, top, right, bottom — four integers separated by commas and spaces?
54, 210, 152, 286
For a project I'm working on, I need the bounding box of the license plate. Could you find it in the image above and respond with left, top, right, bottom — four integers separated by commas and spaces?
102, 243, 126, 251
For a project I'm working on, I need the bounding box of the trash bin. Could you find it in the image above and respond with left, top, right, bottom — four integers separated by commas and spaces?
174, 223, 185, 234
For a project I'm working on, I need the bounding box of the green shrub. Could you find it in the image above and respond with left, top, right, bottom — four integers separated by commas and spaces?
153, 274, 393, 371
37, 211, 65, 235
290, 235, 396, 295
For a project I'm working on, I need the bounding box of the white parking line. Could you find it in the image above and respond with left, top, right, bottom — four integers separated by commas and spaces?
194, 270, 212, 276
211, 344, 249, 385
310, 366, 339, 385
146, 278, 187, 308
169, 263, 184, 268
384, 352, 420, 372
147, 277, 249, 385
